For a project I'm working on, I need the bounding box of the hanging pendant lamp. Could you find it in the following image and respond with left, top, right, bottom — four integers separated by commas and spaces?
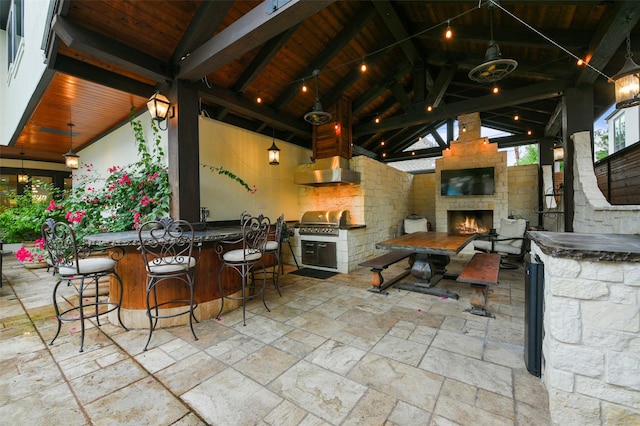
469, 0, 517, 84
64, 123, 79, 170
17, 149, 29, 183
612, 18, 640, 109
304, 69, 332, 125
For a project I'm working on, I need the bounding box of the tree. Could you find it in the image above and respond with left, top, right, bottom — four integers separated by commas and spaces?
518, 145, 539, 165
594, 128, 609, 161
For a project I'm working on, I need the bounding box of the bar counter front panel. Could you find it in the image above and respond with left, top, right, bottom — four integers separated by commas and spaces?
84, 227, 258, 328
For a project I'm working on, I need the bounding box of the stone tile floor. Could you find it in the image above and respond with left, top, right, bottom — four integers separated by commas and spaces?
0, 248, 550, 425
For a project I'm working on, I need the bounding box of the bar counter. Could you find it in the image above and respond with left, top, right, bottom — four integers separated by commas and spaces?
84, 227, 246, 329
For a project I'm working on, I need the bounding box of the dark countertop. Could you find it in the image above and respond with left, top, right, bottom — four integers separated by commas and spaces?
84, 227, 243, 247
527, 231, 640, 262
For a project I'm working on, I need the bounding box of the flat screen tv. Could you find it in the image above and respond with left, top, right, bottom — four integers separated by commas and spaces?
441, 167, 495, 196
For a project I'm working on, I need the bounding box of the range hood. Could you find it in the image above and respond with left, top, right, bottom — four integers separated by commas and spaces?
294, 156, 360, 186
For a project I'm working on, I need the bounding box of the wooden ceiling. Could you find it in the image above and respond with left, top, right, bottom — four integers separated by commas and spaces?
2, 0, 639, 164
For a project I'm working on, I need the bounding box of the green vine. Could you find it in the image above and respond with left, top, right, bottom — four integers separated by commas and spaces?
201, 164, 257, 194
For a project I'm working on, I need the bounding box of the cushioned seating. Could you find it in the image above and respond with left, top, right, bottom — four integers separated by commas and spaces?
42, 218, 128, 352
403, 215, 429, 234
217, 214, 271, 325
138, 218, 199, 351
474, 218, 528, 268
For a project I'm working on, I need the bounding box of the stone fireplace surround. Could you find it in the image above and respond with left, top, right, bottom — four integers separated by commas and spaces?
435, 135, 508, 233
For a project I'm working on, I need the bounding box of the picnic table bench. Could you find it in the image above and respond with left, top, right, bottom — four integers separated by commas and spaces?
359, 250, 414, 295
457, 252, 501, 317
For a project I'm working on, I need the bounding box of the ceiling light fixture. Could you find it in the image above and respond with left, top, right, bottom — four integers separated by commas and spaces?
612, 18, 640, 109
468, 0, 517, 83
304, 69, 332, 126
360, 58, 367, 72
64, 123, 79, 170
302, 80, 308, 93
445, 20, 453, 39
147, 92, 172, 130
17, 149, 29, 184
268, 125, 280, 165
514, 112, 520, 121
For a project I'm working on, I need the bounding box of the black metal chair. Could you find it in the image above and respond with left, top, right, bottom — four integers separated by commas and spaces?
138, 218, 199, 351
41, 218, 127, 352
253, 214, 285, 296
474, 218, 528, 269
216, 214, 271, 325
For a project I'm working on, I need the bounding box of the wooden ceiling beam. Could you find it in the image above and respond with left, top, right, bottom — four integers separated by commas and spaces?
54, 55, 156, 98
576, 0, 640, 85
197, 83, 310, 139
171, 1, 234, 67
388, 80, 414, 113
352, 61, 413, 114
544, 102, 564, 137
372, 0, 434, 90
51, 15, 171, 83
427, 63, 457, 108
354, 79, 567, 137
177, 0, 335, 81
415, 24, 591, 51
272, 6, 377, 112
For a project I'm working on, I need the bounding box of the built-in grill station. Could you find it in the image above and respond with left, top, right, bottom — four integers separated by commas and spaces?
299, 210, 350, 269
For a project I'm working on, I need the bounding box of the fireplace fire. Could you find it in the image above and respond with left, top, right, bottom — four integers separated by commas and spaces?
448, 210, 492, 234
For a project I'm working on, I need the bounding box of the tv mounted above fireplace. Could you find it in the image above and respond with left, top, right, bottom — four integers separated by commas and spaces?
441, 167, 495, 196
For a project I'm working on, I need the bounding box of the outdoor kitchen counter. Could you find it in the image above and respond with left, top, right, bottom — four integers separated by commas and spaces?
527, 231, 640, 262
84, 227, 245, 329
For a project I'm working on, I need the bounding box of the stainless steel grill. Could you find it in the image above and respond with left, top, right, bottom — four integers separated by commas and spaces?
298, 210, 350, 237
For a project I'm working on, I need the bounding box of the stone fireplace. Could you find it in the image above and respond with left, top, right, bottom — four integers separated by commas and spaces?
448, 210, 493, 234
434, 113, 508, 233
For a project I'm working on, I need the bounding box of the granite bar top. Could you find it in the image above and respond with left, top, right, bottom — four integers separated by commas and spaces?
84, 227, 243, 247
527, 231, 640, 262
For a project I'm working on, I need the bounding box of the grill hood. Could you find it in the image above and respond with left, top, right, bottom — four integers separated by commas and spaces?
294, 156, 360, 186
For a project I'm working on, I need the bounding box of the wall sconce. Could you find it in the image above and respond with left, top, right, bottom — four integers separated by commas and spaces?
64, 123, 79, 170
17, 150, 29, 183
553, 146, 564, 161
147, 91, 172, 130
612, 19, 640, 109
268, 126, 280, 165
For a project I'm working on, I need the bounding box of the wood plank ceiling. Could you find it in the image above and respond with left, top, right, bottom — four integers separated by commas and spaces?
2, 0, 639, 165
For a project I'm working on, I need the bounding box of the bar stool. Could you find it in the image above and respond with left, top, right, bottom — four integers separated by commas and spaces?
41, 218, 128, 352
216, 214, 270, 325
138, 218, 199, 351
253, 214, 284, 296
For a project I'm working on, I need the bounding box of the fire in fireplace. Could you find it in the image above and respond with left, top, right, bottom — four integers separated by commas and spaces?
448, 210, 493, 234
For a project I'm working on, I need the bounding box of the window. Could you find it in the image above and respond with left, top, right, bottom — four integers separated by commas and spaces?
614, 114, 626, 152
6, 0, 24, 74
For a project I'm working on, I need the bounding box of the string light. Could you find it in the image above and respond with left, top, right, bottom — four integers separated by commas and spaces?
302, 80, 308, 93
514, 112, 520, 121
492, 85, 500, 94
374, 116, 380, 124
427, 105, 433, 112
256, 95, 262, 104
360, 58, 367, 72
527, 129, 533, 136
380, 141, 385, 146
577, 58, 584, 66
445, 20, 453, 39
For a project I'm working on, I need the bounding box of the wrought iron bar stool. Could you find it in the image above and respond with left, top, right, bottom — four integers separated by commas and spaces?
216, 214, 271, 325
253, 214, 284, 296
42, 218, 128, 352
138, 218, 199, 351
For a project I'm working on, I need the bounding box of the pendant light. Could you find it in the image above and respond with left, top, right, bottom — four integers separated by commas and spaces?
147, 91, 172, 130
612, 19, 640, 109
64, 123, 79, 170
304, 69, 332, 125
17, 149, 29, 183
268, 125, 280, 165
468, 0, 517, 84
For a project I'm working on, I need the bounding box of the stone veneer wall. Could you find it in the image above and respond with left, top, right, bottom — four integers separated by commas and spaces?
294, 155, 413, 272
571, 131, 640, 233
411, 173, 437, 228
530, 242, 640, 424
508, 164, 539, 227
434, 137, 508, 232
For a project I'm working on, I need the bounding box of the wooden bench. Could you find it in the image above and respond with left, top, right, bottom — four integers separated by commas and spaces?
457, 252, 501, 317
359, 250, 414, 295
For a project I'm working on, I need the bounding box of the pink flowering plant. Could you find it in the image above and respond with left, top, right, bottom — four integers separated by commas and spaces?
15, 238, 47, 264
48, 110, 171, 242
